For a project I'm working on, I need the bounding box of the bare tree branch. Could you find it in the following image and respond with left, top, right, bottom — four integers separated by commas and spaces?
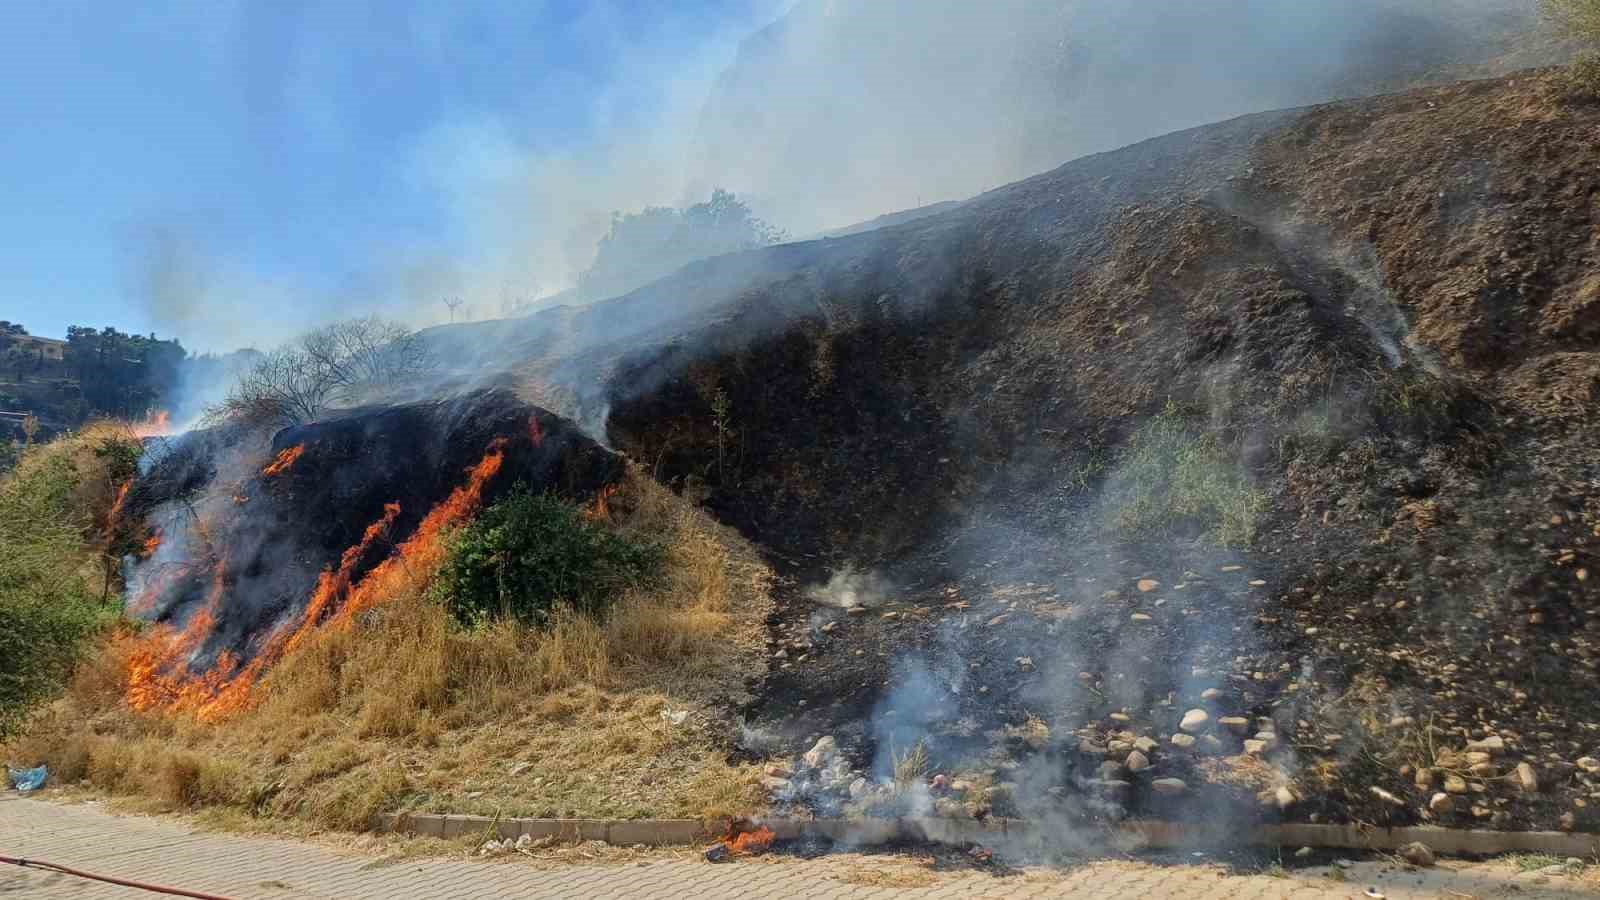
205, 318, 433, 429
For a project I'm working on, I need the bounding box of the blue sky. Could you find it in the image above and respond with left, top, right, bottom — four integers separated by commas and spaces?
1, 1, 777, 351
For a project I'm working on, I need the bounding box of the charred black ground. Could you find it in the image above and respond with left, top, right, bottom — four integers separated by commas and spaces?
127, 389, 622, 668
109, 72, 1600, 837
406, 74, 1600, 834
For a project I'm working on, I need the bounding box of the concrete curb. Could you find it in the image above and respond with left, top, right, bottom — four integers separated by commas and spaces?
380, 812, 1600, 857
379, 813, 710, 846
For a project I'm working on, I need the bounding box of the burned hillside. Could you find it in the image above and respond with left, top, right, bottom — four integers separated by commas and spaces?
415, 73, 1600, 833
119, 389, 621, 720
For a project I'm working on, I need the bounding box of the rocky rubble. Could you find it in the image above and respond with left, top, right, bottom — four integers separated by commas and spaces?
654, 75, 1600, 835
746, 558, 1600, 833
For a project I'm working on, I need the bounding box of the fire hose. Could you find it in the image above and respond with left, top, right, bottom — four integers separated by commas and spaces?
0, 854, 237, 900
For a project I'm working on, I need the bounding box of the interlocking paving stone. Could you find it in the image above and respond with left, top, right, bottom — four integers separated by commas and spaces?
3, 796, 1596, 898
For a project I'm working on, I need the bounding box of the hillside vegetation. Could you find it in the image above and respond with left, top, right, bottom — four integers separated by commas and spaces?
7, 463, 773, 827
0, 426, 129, 737
7, 65, 1600, 841
472, 70, 1600, 832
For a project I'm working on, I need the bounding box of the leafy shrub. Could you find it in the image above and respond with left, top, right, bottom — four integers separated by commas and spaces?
1545, 0, 1600, 43
436, 486, 663, 627
0, 596, 106, 738
1555, 52, 1600, 100
1545, 1, 1600, 97
0, 441, 116, 737
92, 435, 141, 485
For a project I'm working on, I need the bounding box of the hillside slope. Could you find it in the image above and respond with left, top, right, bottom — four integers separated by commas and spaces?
426, 72, 1600, 833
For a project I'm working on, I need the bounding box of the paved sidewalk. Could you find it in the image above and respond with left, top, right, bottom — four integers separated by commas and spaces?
2, 795, 1595, 899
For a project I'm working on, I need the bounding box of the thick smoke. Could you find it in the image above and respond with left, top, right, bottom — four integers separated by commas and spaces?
684, 0, 1552, 238
425, 0, 1551, 304
121, 1, 1552, 362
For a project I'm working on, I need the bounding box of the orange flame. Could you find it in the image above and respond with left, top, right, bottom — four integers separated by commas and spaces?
586, 482, 618, 521
182, 501, 403, 721
129, 411, 172, 438
125, 566, 225, 712
261, 444, 305, 478
726, 825, 775, 856
329, 438, 507, 628
124, 438, 510, 723
141, 530, 162, 557
107, 481, 132, 526
281, 502, 401, 657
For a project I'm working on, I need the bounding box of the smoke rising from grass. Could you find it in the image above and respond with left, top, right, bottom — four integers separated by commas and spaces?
806, 566, 893, 610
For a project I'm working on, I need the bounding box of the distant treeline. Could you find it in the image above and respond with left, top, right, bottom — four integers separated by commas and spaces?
0, 323, 232, 432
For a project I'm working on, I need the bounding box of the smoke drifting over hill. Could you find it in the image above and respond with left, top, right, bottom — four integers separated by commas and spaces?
691, 0, 1552, 236
120, 1, 1556, 353
422, 0, 1554, 313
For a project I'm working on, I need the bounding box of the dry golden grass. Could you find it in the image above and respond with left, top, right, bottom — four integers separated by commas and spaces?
7, 465, 773, 830
834, 863, 942, 888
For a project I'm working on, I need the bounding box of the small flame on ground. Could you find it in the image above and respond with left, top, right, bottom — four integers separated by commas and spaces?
141, 530, 162, 557
129, 411, 172, 439
281, 502, 402, 657
586, 483, 618, 521
261, 444, 305, 478
107, 481, 132, 527
122, 439, 509, 723
725, 825, 775, 856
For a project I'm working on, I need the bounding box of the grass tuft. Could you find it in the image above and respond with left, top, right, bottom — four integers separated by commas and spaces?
892, 740, 929, 794
1555, 52, 1600, 101
1510, 853, 1563, 872
1101, 401, 1266, 547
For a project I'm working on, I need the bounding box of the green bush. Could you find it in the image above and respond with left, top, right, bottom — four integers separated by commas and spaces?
1101, 401, 1266, 548
0, 446, 115, 737
436, 486, 663, 627
1546, 1, 1600, 97
1556, 52, 1600, 100
1545, 0, 1600, 42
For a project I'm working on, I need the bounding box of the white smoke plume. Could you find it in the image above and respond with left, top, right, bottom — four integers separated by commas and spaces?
123, 0, 1554, 355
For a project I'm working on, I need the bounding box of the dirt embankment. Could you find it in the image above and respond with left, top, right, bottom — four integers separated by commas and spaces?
547, 73, 1600, 833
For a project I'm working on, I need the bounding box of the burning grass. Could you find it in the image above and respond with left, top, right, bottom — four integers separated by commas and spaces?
7, 464, 773, 828
259, 443, 304, 477
121, 439, 509, 723
724, 823, 775, 856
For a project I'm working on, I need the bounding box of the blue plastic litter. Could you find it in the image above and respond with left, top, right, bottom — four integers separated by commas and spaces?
6, 764, 47, 793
